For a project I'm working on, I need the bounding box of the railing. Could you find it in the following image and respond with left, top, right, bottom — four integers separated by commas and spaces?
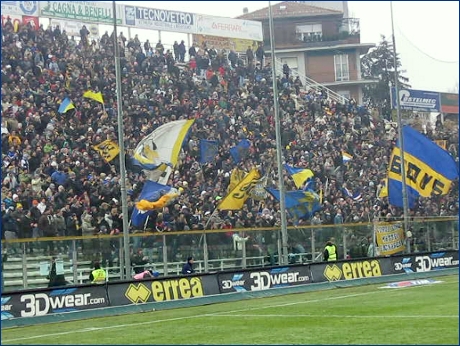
274, 57, 348, 104
2, 217, 457, 292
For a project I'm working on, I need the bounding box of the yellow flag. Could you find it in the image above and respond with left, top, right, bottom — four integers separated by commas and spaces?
93, 140, 120, 162
83, 90, 104, 104
434, 140, 447, 150
218, 168, 261, 210
227, 168, 246, 193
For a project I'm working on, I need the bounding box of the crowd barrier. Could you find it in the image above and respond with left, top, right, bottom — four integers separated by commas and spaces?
1, 249, 458, 320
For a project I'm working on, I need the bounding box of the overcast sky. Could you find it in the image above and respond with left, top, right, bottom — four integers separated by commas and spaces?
100, 1, 458, 93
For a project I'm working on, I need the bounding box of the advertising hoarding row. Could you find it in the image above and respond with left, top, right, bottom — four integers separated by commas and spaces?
2, 250, 457, 320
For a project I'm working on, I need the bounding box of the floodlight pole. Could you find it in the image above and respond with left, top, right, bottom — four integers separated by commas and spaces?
391, 1, 410, 253
268, 1, 289, 264
113, 0, 131, 277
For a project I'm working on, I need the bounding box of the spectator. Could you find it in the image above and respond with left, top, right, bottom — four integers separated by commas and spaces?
181, 256, 195, 275
323, 238, 338, 261
47, 256, 67, 287
89, 261, 106, 284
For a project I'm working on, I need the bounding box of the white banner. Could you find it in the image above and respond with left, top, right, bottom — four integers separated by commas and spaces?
195, 14, 263, 41
39, 1, 123, 25
50, 19, 99, 40
1, 1, 39, 16
124, 5, 196, 34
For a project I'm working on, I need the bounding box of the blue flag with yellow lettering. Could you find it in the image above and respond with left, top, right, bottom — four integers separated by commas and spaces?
266, 188, 321, 222
199, 140, 219, 164
388, 126, 458, 208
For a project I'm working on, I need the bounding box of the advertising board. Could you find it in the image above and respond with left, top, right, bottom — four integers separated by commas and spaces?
195, 14, 263, 41
1, 1, 38, 16
391, 87, 441, 113
107, 274, 220, 305
124, 5, 195, 34
39, 1, 123, 24
391, 250, 459, 274
1, 285, 108, 320
217, 266, 311, 293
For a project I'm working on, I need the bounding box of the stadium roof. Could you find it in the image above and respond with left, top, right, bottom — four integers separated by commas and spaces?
236, 1, 343, 20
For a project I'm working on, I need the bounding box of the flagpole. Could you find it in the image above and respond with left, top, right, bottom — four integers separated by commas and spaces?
113, 0, 131, 278
391, 1, 410, 252
268, 1, 289, 264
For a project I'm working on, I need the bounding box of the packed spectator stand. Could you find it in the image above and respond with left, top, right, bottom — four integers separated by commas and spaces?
1, 19, 459, 263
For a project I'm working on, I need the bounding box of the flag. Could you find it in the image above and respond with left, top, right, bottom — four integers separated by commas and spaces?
319, 188, 323, 204
378, 178, 388, 198
218, 168, 260, 210
249, 175, 268, 201
199, 140, 219, 164
388, 126, 458, 208
227, 168, 246, 193
58, 98, 75, 113
92, 140, 120, 163
284, 164, 314, 189
229, 139, 251, 163
266, 188, 321, 222
83, 90, 104, 104
131, 181, 172, 227
434, 140, 447, 150
132, 119, 195, 171
342, 151, 353, 164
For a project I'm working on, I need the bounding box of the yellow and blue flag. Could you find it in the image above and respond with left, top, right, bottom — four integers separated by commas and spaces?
388, 126, 458, 208
199, 140, 219, 164
227, 168, 246, 193
342, 151, 353, 164
229, 139, 251, 163
83, 90, 104, 104
378, 178, 388, 198
92, 140, 120, 163
131, 181, 171, 228
218, 168, 260, 210
284, 164, 314, 189
266, 188, 321, 222
58, 98, 75, 113
132, 119, 195, 171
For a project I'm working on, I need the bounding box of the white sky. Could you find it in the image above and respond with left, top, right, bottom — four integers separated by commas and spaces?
55, 1, 460, 93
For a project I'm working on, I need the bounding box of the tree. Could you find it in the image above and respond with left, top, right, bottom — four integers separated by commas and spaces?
361, 35, 410, 117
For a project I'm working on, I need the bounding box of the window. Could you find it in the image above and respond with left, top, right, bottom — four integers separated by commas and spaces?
296, 23, 322, 42
334, 54, 349, 81
337, 90, 351, 102
280, 57, 298, 73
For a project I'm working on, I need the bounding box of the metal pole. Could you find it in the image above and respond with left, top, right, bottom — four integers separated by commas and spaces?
203, 232, 209, 272
390, 1, 410, 253
113, 0, 131, 279
268, 0, 289, 265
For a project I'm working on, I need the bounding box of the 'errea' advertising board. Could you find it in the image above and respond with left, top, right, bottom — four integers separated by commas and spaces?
309, 258, 394, 283
1, 285, 108, 319
124, 5, 195, 34
391, 250, 459, 274
391, 87, 441, 112
217, 266, 311, 293
107, 274, 220, 305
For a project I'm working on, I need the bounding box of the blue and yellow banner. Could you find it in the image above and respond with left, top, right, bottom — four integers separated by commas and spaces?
284, 164, 314, 189
92, 140, 120, 163
388, 126, 458, 208
58, 97, 75, 113
229, 139, 251, 164
218, 168, 260, 210
266, 188, 321, 222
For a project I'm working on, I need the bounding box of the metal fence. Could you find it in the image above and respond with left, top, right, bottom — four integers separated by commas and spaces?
1, 217, 458, 292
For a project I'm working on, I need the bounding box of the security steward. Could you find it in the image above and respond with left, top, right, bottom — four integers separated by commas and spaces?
89, 261, 107, 284
323, 238, 338, 261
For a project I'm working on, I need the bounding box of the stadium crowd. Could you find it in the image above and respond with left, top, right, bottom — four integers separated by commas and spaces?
1, 19, 458, 258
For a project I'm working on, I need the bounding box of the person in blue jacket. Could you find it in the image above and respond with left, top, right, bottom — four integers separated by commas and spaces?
181, 256, 195, 275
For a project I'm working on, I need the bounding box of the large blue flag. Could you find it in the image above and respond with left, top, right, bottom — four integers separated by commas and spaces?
230, 139, 251, 164
266, 188, 321, 222
199, 140, 219, 164
130, 181, 171, 228
388, 126, 458, 208
284, 164, 314, 189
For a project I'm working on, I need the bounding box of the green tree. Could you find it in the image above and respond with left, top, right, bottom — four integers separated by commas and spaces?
361, 35, 410, 117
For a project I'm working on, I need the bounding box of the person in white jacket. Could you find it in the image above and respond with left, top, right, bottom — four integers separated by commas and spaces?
233, 233, 249, 267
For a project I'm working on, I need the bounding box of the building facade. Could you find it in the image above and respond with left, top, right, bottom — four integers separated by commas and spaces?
238, 1, 377, 104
